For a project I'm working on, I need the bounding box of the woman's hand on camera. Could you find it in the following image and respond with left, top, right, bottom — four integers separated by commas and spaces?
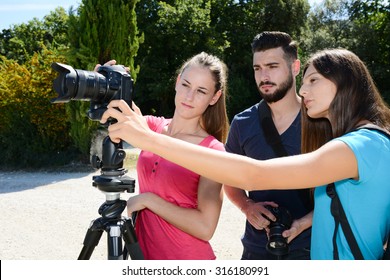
94, 59, 130, 73
100, 100, 153, 149
94, 59, 116, 71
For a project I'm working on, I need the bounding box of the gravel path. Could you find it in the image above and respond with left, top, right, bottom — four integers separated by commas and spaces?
0, 165, 245, 260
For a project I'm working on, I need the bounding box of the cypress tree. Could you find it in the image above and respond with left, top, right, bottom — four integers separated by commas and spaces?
66, 0, 142, 158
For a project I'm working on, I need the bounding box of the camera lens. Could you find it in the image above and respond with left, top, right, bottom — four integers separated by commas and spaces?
267, 224, 289, 256
51, 62, 133, 121
51, 62, 108, 103
263, 206, 292, 256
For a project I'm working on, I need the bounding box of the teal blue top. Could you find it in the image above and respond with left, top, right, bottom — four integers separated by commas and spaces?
311, 128, 390, 259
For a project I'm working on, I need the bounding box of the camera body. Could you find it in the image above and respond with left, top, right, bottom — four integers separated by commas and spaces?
263, 205, 293, 256
51, 62, 133, 121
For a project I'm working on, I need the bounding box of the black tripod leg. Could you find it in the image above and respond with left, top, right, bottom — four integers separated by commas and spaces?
122, 218, 144, 260
78, 218, 104, 260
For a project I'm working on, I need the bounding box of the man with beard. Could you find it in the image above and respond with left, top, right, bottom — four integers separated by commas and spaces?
224, 31, 313, 260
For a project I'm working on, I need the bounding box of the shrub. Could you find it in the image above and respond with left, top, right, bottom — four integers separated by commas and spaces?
0, 48, 76, 168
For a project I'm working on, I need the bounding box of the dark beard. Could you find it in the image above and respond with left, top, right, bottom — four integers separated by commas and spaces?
259, 72, 294, 103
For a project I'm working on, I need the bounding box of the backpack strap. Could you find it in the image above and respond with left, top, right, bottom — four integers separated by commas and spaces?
326, 183, 364, 259
257, 100, 313, 211
355, 123, 390, 138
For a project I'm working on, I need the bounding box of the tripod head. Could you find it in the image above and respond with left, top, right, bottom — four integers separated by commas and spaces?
91, 135, 135, 194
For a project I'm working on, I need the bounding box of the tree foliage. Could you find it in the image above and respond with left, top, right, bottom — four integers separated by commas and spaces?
348, 0, 390, 102
135, 0, 228, 116
302, 0, 390, 102
64, 0, 143, 155
134, 0, 310, 117
68, 0, 142, 74
212, 0, 310, 116
0, 49, 72, 168
0, 7, 70, 64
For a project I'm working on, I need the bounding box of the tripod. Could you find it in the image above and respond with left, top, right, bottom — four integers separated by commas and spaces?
78, 136, 144, 260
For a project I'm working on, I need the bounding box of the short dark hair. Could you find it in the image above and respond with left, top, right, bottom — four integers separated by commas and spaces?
251, 31, 298, 62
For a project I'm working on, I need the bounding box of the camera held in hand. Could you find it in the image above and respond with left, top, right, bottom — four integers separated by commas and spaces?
263, 205, 293, 256
51, 62, 133, 121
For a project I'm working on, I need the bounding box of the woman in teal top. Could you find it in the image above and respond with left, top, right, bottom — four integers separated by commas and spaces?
101, 48, 390, 260
312, 129, 390, 259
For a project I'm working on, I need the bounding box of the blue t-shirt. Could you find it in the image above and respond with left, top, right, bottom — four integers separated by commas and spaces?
226, 103, 312, 254
311, 129, 390, 259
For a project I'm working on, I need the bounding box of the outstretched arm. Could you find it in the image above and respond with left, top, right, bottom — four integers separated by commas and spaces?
101, 100, 358, 191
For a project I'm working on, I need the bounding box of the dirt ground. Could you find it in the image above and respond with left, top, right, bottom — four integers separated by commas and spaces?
0, 151, 245, 260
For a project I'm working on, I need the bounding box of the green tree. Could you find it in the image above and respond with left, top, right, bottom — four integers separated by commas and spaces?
135, 0, 310, 119
210, 0, 310, 117
0, 7, 70, 64
68, 0, 141, 74
348, 0, 390, 103
301, 0, 354, 59
66, 0, 142, 155
135, 0, 228, 116
301, 0, 390, 103
0, 49, 73, 168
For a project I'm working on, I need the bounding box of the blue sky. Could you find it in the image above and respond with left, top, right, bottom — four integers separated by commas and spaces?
0, 0, 81, 30
0, 0, 323, 31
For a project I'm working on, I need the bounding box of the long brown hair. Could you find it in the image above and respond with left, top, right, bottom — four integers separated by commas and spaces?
179, 52, 230, 142
301, 48, 390, 153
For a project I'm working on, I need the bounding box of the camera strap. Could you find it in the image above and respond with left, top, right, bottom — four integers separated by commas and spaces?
258, 100, 289, 156
257, 100, 313, 212
326, 124, 390, 260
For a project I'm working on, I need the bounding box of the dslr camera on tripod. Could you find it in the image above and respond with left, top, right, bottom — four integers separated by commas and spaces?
51, 62, 134, 192
51, 62, 144, 260
52, 62, 132, 121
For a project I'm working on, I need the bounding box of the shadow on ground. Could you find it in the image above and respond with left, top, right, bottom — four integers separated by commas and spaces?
0, 170, 98, 194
